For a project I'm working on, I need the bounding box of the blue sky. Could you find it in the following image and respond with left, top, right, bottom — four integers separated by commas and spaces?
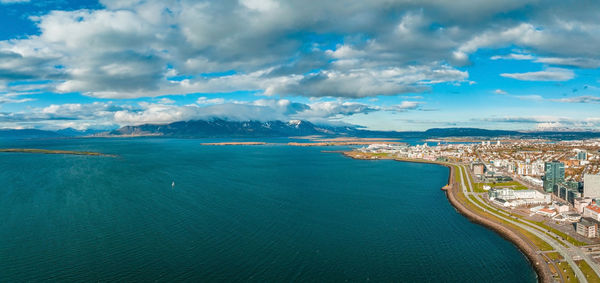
0, 0, 599, 131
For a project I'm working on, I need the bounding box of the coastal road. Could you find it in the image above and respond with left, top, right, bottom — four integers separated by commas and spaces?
471, 151, 600, 278
461, 164, 600, 280
456, 165, 588, 283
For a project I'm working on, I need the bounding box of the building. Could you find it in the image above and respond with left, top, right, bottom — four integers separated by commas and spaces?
575, 197, 594, 213
564, 212, 582, 222
491, 198, 509, 207
523, 176, 543, 187
555, 183, 582, 205
583, 202, 600, 222
577, 151, 588, 161
472, 162, 485, 176
488, 188, 551, 207
577, 218, 598, 238
562, 159, 580, 167
567, 189, 582, 206
553, 202, 570, 213
537, 208, 557, 217
543, 161, 565, 193
584, 174, 600, 198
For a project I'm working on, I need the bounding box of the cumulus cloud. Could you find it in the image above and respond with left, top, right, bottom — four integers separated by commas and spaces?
3, 1, 600, 130
265, 65, 468, 98
535, 57, 600, 69
500, 67, 575, 81
1, 97, 426, 129
1, 0, 599, 99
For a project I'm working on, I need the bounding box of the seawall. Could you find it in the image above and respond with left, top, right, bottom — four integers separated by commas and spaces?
342, 152, 552, 282
442, 164, 552, 283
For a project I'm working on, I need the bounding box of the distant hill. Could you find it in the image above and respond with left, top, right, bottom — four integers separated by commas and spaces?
3, 120, 600, 140
105, 120, 600, 140
108, 119, 360, 138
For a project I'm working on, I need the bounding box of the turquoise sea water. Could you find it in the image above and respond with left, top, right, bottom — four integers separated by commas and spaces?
0, 138, 536, 282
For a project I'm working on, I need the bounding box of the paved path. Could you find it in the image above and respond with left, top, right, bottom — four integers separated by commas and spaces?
456, 165, 588, 283
461, 164, 600, 280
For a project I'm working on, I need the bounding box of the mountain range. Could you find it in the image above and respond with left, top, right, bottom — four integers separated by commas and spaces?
2, 119, 600, 140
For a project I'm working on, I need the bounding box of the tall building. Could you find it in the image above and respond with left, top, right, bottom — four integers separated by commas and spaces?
584, 174, 600, 198
543, 161, 564, 193
577, 151, 588, 161
472, 162, 485, 175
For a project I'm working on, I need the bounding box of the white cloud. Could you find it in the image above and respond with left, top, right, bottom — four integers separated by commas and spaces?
516, 95, 544, 101
491, 53, 535, 61
491, 53, 600, 69
535, 57, 600, 69
6, 0, 597, 99
500, 67, 574, 81
494, 89, 508, 95
1, 0, 600, 133
196, 97, 225, 105
0, 0, 29, 3
157, 98, 175, 104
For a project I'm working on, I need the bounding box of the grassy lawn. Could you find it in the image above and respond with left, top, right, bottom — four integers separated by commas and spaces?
454, 178, 555, 251
451, 164, 590, 281
546, 252, 563, 261
527, 220, 588, 247
371, 152, 390, 157
468, 192, 583, 249
577, 260, 600, 283
466, 195, 554, 251
557, 261, 579, 283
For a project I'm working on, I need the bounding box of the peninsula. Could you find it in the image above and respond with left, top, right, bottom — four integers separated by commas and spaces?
0, 148, 116, 157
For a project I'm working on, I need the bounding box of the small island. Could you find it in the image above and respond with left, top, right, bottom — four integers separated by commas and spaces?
0, 148, 116, 157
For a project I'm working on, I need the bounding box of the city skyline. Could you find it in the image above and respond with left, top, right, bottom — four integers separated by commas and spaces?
1, 0, 600, 131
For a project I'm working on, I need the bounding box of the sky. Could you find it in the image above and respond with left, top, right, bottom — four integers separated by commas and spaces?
0, 0, 599, 131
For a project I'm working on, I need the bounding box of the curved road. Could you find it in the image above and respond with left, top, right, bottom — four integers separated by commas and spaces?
472, 151, 600, 278
460, 164, 600, 280
456, 164, 589, 283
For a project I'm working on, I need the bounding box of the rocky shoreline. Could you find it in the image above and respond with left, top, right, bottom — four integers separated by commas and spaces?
443, 164, 552, 283
342, 151, 552, 282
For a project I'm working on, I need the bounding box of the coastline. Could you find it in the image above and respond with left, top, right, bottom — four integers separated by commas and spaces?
0, 148, 116, 157
342, 152, 552, 282
442, 164, 552, 283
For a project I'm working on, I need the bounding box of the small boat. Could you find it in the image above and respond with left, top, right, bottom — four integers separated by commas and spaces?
172, 181, 175, 188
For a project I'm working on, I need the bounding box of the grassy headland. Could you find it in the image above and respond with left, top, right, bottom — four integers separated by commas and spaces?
0, 148, 116, 157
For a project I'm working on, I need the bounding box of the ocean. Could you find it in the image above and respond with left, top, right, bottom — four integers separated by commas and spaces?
0, 138, 536, 282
